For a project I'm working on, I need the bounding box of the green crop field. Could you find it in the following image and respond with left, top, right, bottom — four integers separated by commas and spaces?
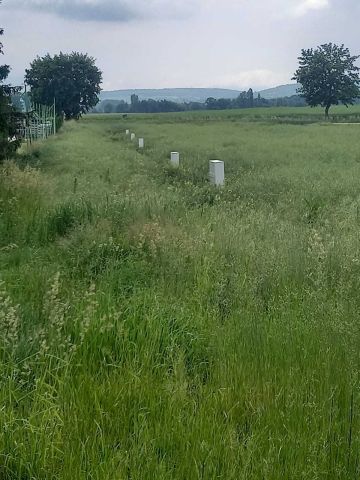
2, 106, 360, 479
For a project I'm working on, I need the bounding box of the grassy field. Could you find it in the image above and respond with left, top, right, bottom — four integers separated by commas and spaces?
126, 104, 360, 124
1, 106, 360, 478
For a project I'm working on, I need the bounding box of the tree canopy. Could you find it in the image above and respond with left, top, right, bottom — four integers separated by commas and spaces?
25, 52, 102, 120
293, 43, 360, 117
0, 1, 21, 161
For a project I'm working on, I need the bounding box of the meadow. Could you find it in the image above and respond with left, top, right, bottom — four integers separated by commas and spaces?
1, 106, 360, 479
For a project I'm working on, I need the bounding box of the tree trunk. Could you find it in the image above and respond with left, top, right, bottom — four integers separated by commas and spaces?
325, 105, 330, 119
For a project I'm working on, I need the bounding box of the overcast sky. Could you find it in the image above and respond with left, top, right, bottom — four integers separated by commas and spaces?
1, 0, 359, 91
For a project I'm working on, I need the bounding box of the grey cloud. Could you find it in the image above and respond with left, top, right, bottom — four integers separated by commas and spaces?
44, 2, 134, 22
6, 0, 197, 22
7, 0, 139, 22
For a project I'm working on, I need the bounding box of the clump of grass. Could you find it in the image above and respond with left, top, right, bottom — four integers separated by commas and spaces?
39, 200, 96, 243
0, 280, 20, 356
47, 203, 78, 238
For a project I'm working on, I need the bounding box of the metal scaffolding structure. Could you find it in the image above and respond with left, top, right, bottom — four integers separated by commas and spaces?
11, 90, 56, 144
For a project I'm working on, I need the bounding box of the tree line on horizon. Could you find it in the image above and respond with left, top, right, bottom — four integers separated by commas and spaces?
96, 90, 307, 115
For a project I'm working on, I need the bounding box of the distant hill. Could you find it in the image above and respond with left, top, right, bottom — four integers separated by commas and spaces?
99, 84, 300, 104
99, 88, 241, 104
258, 84, 300, 99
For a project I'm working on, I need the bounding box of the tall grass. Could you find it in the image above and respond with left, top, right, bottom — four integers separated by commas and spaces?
1, 108, 360, 478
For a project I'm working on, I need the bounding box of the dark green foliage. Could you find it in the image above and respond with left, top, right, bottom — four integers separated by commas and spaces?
55, 114, 64, 132
0, 4, 21, 161
98, 93, 306, 115
103, 102, 114, 114
25, 52, 102, 120
0, 91, 20, 162
293, 43, 360, 117
205, 91, 306, 110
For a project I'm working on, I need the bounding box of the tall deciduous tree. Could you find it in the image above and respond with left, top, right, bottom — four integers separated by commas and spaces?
25, 52, 102, 120
293, 43, 360, 118
0, 1, 20, 161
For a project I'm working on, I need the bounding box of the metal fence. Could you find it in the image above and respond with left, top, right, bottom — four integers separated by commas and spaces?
11, 90, 57, 144
17, 102, 56, 143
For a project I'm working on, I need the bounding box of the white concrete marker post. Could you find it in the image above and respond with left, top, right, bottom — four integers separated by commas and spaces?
209, 160, 225, 187
131, 133, 136, 141
170, 152, 180, 167
125, 129, 130, 136
139, 138, 144, 149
